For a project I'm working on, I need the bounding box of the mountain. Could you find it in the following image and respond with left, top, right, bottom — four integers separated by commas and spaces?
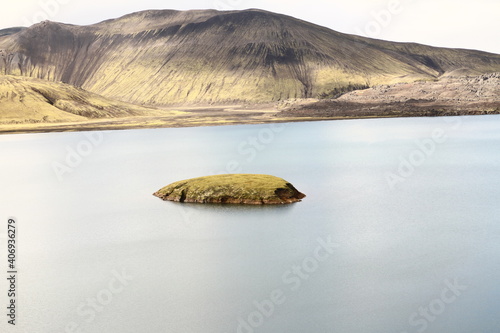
1, 9, 500, 106
0, 75, 162, 124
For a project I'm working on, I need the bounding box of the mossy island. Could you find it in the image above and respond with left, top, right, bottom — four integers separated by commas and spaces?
153, 174, 306, 205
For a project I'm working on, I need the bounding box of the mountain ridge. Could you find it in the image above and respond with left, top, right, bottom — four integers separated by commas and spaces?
1, 8, 500, 106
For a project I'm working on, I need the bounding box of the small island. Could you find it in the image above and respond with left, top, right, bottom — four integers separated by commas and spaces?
153, 174, 306, 205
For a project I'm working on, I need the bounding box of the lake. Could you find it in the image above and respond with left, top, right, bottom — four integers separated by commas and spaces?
1, 115, 500, 333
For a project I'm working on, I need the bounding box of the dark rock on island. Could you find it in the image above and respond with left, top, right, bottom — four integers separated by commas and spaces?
153, 174, 306, 205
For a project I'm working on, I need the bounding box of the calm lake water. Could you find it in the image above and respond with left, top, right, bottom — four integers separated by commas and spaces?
1, 115, 500, 333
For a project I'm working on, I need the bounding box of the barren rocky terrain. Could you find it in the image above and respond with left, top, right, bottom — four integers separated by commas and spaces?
277, 73, 500, 119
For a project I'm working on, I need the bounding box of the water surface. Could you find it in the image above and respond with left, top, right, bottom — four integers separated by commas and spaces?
1, 116, 499, 333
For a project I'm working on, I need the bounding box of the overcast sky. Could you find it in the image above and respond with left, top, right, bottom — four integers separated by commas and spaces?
1, 0, 499, 54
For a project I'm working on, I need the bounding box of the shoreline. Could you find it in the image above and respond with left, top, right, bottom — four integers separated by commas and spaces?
1, 110, 499, 135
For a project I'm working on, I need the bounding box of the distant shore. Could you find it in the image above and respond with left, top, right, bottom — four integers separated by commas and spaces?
2, 73, 498, 135
1, 104, 498, 135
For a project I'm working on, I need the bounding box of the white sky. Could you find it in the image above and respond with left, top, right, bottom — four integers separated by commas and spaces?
1, 0, 499, 54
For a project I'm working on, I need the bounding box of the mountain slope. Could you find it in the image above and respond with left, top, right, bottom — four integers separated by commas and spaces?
0, 75, 162, 123
1, 9, 500, 105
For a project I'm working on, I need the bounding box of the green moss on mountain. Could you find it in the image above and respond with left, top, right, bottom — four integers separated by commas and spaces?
1, 9, 500, 106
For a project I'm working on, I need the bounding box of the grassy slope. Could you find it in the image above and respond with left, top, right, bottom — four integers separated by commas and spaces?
154, 174, 306, 204
0, 75, 176, 123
